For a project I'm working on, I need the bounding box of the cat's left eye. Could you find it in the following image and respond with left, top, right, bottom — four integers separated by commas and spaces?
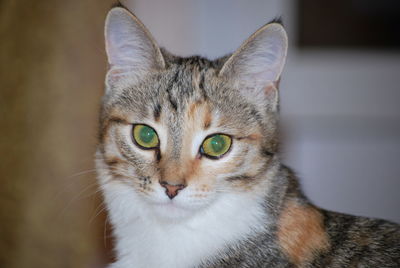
200, 134, 232, 159
132, 124, 159, 149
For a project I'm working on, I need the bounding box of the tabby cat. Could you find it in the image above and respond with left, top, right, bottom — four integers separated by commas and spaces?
96, 6, 400, 268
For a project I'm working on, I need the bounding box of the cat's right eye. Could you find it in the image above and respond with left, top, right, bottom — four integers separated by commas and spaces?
200, 134, 232, 159
132, 124, 159, 150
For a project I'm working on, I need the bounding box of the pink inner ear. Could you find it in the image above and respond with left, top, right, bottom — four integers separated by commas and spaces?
108, 68, 125, 82
263, 81, 279, 110
264, 83, 278, 97
109, 68, 124, 76
106, 66, 133, 86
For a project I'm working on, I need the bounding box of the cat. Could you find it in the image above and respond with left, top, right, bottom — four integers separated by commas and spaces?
96, 6, 400, 268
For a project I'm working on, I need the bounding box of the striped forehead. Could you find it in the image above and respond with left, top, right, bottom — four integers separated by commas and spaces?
157, 68, 211, 159
161, 99, 212, 159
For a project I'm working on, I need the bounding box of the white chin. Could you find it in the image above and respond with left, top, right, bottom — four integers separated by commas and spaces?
151, 202, 196, 221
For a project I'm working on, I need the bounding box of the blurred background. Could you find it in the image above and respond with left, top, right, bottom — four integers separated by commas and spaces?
1, 0, 399, 267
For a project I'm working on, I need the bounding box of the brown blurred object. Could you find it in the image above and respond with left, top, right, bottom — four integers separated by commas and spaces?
0, 1, 114, 267
298, 0, 400, 48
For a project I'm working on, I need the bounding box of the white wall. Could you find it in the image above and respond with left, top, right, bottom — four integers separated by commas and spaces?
123, 0, 400, 223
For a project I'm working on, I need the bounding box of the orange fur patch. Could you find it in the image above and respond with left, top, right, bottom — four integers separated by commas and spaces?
246, 133, 261, 140
104, 157, 126, 167
203, 107, 212, 129
277, 201, 330, 266
159, 156, 203, 185
187, 100, 212, 130
188, 158, 201, 178
188, 101, 201, 118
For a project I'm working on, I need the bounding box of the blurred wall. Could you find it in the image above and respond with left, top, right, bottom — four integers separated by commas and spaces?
123, 0, 400, 223
0, 1, 113, 267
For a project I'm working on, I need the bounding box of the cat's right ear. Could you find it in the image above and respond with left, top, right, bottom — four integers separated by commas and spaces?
104, 7, 165, 89
219, 22, 288, 111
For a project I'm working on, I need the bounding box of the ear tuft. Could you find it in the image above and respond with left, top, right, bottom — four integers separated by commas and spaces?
104, 7, 165, 88
268, 17, 284, 26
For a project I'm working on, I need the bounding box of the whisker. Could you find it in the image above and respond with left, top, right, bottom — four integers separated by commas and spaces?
58, 181, 101, 217
104, 214, 110, 248
89, 200, 108, 225
58, 176, 114, 218
52, 169, 98, 202
67, 168, 98, 179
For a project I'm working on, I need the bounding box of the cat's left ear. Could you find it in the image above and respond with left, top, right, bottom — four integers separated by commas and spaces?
219, 22, 288, 111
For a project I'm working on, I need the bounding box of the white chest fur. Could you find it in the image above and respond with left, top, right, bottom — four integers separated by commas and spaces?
102, 181, 268, 268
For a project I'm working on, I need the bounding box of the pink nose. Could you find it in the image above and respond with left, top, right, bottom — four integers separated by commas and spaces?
159, 181, 186, 199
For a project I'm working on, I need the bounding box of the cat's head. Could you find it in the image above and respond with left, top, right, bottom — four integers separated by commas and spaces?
97, 7, 287, 221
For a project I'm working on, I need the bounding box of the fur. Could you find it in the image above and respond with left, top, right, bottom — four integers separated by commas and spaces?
96, 7, 400, 268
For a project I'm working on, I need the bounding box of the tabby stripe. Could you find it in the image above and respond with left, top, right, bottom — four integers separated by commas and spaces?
198, 71, 208, 100
226, 175, 253, 181
99, 116, 129, 145
166, 70, 180, 110
153, 103, 162, 121
261, 148, 274, 158
322, 212, 356, 262
115, 137, 140, 163
250, 107, 263, 126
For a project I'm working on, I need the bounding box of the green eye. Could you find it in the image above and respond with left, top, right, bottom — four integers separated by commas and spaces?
201, 134, 232, 158
132, 124, 159, 149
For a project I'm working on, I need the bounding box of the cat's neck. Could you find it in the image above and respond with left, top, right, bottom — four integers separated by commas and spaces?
99, 158, 288, 268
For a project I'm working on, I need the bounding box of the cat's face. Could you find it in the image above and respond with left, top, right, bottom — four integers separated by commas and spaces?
97, 7, 287, 220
